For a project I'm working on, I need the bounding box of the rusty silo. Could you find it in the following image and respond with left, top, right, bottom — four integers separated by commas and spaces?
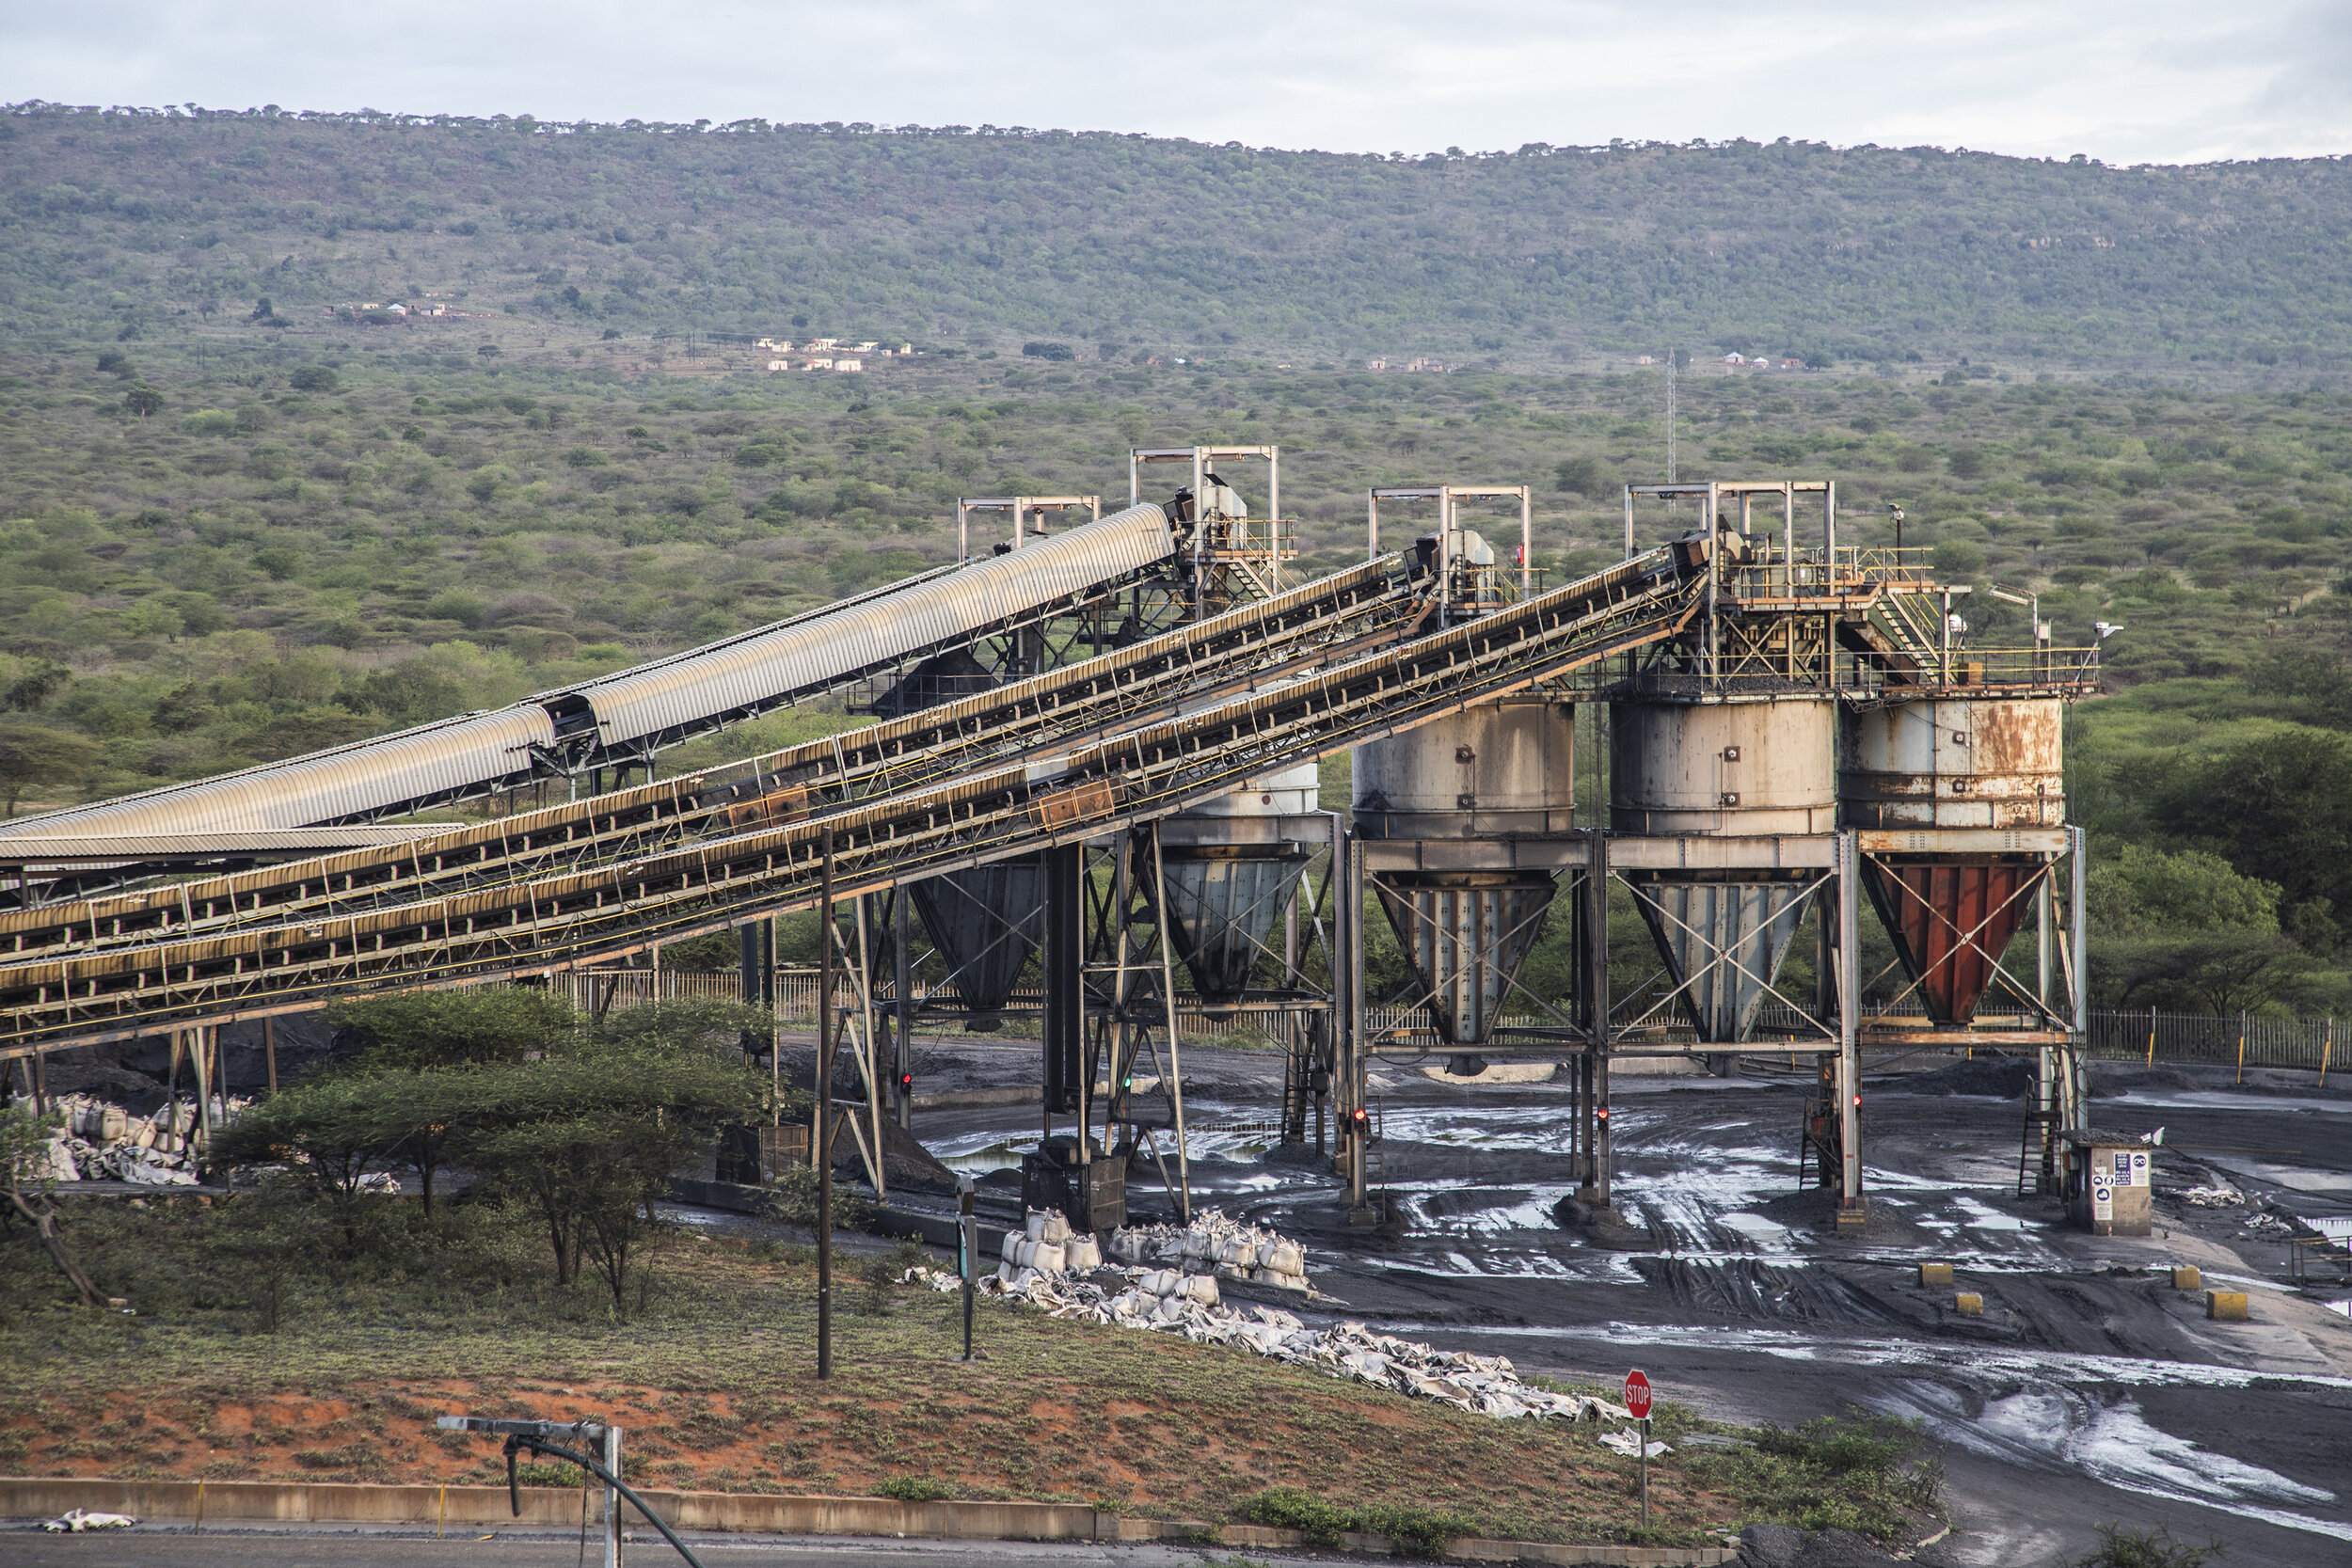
1840, 696, 2067, 1024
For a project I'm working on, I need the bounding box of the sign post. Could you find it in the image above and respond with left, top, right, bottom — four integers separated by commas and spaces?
957, 1176, 977, 1361
1623, 1370, 1653, 1528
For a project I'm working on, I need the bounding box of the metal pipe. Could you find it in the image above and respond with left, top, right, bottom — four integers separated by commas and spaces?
1520, 488, 1533, 601
817, 826, 834, 1380
1150, 823, 1190, 1221
1623, 485, 1635, 561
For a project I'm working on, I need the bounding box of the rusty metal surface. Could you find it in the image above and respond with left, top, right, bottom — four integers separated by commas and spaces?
1840, 697, 2065, 830
1862, 858, 2039, 1025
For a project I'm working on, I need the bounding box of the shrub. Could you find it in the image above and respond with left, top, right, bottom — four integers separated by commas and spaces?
877, 1476, 951, 1502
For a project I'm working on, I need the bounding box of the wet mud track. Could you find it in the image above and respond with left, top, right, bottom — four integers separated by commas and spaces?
907, 1048, 2352, 1566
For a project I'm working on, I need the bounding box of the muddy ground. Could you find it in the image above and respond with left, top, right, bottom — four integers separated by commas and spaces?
884, 1044, 2352, 1568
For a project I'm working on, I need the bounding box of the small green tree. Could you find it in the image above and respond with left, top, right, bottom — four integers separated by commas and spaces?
211, 1075, 402, 1250
1, 1106, 103, 1306
122, 385, 165, 417
328, 987, 577, 1071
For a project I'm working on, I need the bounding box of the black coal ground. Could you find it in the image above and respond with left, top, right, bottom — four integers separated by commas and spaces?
900, 1047, 2352, 1568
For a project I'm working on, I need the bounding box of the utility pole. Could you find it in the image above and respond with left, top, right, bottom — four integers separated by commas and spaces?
1665, 350, 1678, 486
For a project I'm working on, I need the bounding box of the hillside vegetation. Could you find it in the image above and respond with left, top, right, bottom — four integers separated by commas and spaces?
2, 103, 2351, 1015
6, 104, 2352, 372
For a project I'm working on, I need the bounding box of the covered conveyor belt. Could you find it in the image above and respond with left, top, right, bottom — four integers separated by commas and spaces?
0, 503, 1176, 852
0, 544, 1704, 1051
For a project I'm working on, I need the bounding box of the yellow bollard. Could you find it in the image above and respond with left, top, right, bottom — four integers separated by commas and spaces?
1918, 1263, 1954, 1287
2171, 1266, 2201, 1291
1953, 1292, 1984, 1316
2206, 1290, 2249, 1322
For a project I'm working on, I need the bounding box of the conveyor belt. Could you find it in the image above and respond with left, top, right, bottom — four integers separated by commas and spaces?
0, 505, 1176, 854
0, 553, 1426, 961
0, 545, 1701, 1052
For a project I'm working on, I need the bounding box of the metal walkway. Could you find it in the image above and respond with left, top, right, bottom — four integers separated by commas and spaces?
0, 544, 1705, 1053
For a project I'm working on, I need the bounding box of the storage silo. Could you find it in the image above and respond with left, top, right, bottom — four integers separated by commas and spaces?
1158, 763, 1321, 1002
1840, 696, 2066, 1024
1353, 698, 1576, 1045
1611, 693, 1839, 1040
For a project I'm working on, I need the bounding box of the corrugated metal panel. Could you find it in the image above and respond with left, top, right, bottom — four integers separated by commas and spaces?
573, 503, 1172, 752
0, 708, 554, 841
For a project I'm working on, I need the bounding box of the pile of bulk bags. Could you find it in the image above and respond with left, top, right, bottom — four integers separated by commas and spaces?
29, 1093, 236, 1186
1104, 1208, 1312, 1292
994, 1208, 1105, 1289
914, 1261, 1629, 1425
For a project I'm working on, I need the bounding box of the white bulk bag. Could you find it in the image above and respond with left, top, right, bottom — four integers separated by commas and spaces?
1065, 1236, 1102, 1272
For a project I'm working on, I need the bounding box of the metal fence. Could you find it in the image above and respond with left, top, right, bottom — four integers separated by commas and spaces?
2086, 1008, 2339, 1078
542, 975, 2338, 1080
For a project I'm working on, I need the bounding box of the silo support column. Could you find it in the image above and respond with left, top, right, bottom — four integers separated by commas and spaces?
1836, 831, 1864, 1214
1582, 835, 1612, 1206
1341, 833, 1373, 1221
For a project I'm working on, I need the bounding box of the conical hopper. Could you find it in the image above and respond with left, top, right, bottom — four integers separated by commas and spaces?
1159, 847, 1311, 1002
1861, 859, 2036, 1025
912, 858, 1044, 1023
1375, 873, 1556, 1046
1628, 879, 1809, 1042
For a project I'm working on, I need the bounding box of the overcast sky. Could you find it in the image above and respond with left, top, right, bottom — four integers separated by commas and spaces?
7, 1, 2347, 166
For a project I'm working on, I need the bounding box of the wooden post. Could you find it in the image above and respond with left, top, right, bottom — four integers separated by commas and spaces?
264, 1017, 278, 1096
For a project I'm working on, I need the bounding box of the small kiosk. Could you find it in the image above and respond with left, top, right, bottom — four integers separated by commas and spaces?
2064, 1132, 2153, 1236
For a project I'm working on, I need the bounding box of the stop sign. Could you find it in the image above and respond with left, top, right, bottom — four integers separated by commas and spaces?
1623, 1370, 1652, 1419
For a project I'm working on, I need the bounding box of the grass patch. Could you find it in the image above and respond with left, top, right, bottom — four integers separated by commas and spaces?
1683, 1413, 1943, 1545
2073, 1523, 2228, 1567
1238, 1488, 1484, 1557
0, 1193, 1730, 1543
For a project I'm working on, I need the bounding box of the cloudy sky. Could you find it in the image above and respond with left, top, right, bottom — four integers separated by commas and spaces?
7, 1, 2347, 165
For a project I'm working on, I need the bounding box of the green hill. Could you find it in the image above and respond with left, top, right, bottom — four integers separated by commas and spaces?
6, 104, 2351, 372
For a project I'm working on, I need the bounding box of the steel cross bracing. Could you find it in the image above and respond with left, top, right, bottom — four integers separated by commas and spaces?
0, 556, 1426, 964
0, 546, 1703, 1052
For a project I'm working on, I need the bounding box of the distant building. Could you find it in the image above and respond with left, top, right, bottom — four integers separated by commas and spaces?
1366, 358, 1390, 371
1633, 355, 1656, 366
768, 359, 788, 372
804, 357, 834, 371
853, 341, 880, 353
808, 338, 840, 350
834, 359, 864, 372
1722, 353, 1745, 365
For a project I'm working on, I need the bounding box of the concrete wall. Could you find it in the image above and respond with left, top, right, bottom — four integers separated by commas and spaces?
0, 1478, 1733, 1565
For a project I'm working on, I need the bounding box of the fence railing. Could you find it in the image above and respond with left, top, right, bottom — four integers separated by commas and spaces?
543, 975, 2338, 1080
2086, 1008, 2338, 1078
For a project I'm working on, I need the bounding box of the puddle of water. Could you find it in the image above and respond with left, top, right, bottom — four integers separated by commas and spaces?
1884, 1382, 2352, 1544
1397, 1319, 2352, 1395
1954, 1195, 2029, 1231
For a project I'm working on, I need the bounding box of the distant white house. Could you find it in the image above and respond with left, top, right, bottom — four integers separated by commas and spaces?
768, 359, 788, 372
834, 359, 864, 372
1633, 355, 1656, 366
804, 357, 834, 371
1722, 353, 1746, 365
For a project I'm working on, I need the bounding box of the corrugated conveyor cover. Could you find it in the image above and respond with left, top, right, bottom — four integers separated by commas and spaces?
572, 502, 1173, 752
0, 707, 556, 840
